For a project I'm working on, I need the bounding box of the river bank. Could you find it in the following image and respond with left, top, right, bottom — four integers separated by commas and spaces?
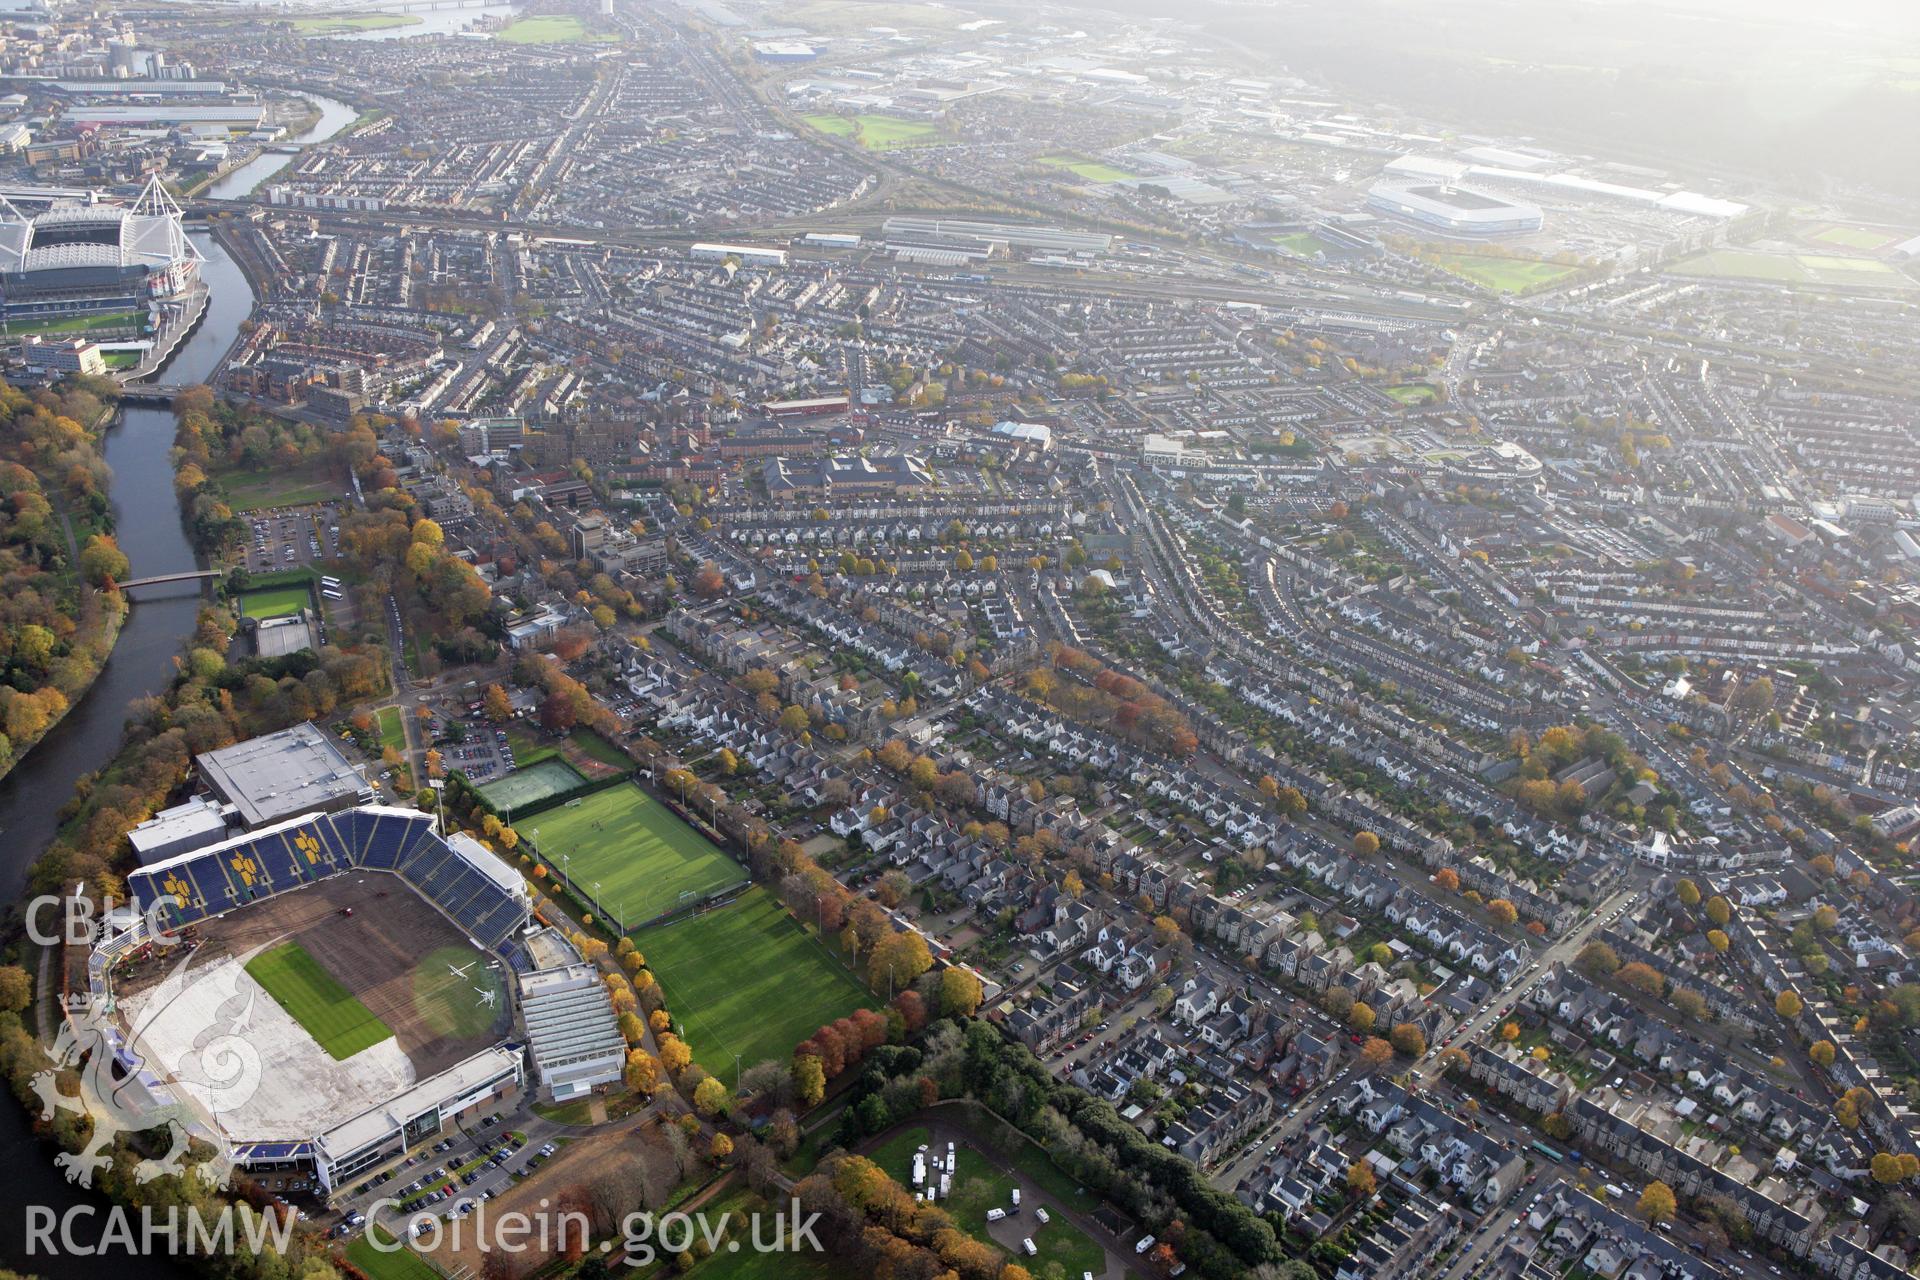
0, 232, 254, 1280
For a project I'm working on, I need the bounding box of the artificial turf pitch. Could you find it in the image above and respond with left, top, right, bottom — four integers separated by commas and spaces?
522, 783, 746, 928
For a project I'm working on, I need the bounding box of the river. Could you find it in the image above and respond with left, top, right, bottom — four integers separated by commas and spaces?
205, 92, 358, 202
332, 1, 522, 40
0, 234, 254, 1280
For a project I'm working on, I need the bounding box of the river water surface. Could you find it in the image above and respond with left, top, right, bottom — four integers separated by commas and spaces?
204, 92, 358, 201
0, 234, 254, 1280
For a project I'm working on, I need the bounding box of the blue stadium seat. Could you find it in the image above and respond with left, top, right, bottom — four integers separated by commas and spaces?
465, 892, 526, 950
399, 832, 454, 885
358, 813, 412, 870
389, 815, 434, 868
252, 831, 307, 890
331, 810, 376, 863
304, 817, 353, 873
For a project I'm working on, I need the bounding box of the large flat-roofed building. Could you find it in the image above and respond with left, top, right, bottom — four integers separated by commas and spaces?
690, 241, 788, 268
127, 795, 231, 865
19, 335, 106, 375
1365, 180, 1543, 236
312, 1048, 525, 1191
763, 452, 933, 499
516, 951, 626, 1101
195, 722, 370, 830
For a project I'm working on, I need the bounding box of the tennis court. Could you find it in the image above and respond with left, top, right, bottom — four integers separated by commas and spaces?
475, 758, 586, 812
522, 783, 745, 929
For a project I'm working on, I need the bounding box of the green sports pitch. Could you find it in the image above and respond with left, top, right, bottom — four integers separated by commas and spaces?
522, 783, 746, 929
411, 944, 506, 1039
641, 887, 872, 1076
246, 942, 392, 1059
238, 585, 312, 619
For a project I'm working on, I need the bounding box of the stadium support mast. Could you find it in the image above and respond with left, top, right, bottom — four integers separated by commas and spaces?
132, 173, 203, 265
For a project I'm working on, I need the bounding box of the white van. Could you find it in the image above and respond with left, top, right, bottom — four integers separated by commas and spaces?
1136, 1235, 1157, 1254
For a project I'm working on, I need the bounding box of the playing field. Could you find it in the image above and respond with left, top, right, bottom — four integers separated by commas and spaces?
642, 887, 871, 1075
5, 310, 143, 335
1385, 384, 1438, 406
219, 462, 341, 512
1428, 253, 1579, 293
522, 783, 745, 928
410, 944, 505, 1039
346, 1225, 440, 1280
1271, 231, 1335, 257
476, 758, 586, 812
1036, 153, 1140, 183
292, 12, 419, 33
239, 585, 311, 619
496, 14, 614, 42
1670, 248, 1907, 288
801, 112, 856, 138
246, 941, 392, 1060
1810, 224, 1896, 251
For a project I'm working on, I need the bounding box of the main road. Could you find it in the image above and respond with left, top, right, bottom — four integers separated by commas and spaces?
1412, 887, 1639, 1087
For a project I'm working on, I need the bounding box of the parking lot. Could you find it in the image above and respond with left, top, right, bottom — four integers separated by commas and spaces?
242, 502, 348, 575
328, 1114, 559, 1242
441, 713, 518, 784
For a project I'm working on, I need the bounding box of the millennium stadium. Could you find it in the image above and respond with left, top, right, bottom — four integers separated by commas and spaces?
0, 175, 202, 329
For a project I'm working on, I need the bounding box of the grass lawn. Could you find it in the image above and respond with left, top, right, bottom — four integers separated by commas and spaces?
7, 311, 144, 335
569, 728, 631, 769
1670, 248, 1908, 288
685, 1187, 837, 1280
853, 114, 941, 149
376, 705, 405, 751
345, 1224, 440, 1280
292, 12, 420, 33
867, 1126, 1102, 1276
531, 1097, 597, 1126
522, 783, 745, 929
1385, 384, 1438, 406
1428, 253, 1579, 293
475, 758, 586, 813
1810, 224, 1896, 251
496, 14, 615, 42
800, 112, 856, 138
1036, 153, 1140, 183
218, 462, 342, 513
1271, 231, 1335, 257
239, 585, 311, 620
505, 722, 557, 766
642, 887, 871, 1077
246, 942, 392, 1059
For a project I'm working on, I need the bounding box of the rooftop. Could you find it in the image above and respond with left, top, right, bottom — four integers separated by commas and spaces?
196, 722, 368, 829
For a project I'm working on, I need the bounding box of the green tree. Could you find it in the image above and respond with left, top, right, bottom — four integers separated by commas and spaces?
693, 1076, 730, 1116
939, 967, 983, 1017
1636, 1181, 1677, 1225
